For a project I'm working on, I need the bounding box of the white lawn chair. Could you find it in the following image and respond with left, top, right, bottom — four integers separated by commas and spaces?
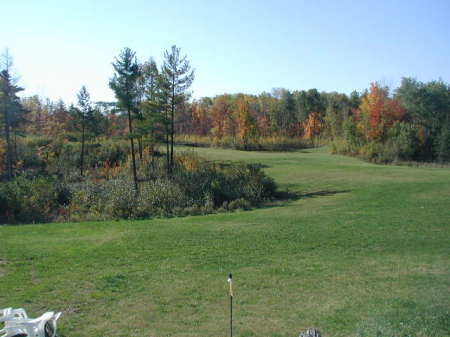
1, 308, 28, 321
0, 308, 61, 337
0, 308, 12, 321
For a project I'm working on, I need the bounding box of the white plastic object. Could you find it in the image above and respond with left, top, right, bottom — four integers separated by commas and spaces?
0, 308, 28, 321
0, 308, 61, 337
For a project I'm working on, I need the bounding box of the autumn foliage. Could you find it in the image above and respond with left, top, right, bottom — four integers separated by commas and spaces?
303, 112, 323, 141
358, 83, 406, 142
234, 97, 258, 146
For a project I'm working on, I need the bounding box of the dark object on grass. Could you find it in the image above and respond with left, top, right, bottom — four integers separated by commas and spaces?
228, 273, 233, 337
299, 328, 322, 337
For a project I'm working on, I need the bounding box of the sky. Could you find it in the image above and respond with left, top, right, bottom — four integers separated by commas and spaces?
1, 0, 450, 104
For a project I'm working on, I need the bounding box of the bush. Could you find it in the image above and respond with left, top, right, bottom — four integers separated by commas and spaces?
227, 198, 252, 211
104, 179, 138, 219
134, 178, 190, 218
67, 153, 278, 222
94, 140, 129, 166
436, 122, 450, 163
0, 176, 65, 224
332, 119, 449, 165
382, 122, 419, 162
359, 142, 383, 162
0, 150, 278, 224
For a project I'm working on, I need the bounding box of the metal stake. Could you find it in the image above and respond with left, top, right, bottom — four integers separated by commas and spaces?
228, 273, 233, 337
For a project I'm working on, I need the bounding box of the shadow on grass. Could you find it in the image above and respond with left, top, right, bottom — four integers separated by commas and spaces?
274, 189, 350, 202
301, 189, 351, 199
259, 189, 350, 212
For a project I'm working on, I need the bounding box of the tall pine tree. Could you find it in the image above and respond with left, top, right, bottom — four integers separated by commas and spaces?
109, 48, 140, 191
161, 45, 194, 172
0, 51, 24, 180
137, 58, 163, 158
75, 86, 93, 177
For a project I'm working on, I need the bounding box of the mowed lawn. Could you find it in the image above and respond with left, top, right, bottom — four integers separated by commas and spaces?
1, 147, 449, 337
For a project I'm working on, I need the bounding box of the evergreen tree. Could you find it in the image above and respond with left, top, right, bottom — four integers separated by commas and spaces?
137, 58, 164, 157
349, 90, 361, 110
279, 89, 296, 134
294, 90, 309, 123
161, 45, 194, 172
0, 51, 24, 180
109, 48, 140, 191
75, 86, 93, 177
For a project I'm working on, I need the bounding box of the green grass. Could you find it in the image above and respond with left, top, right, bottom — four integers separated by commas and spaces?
1, 147, 449, 337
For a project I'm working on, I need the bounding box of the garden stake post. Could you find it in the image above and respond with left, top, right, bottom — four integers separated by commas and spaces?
228, 273, 233, 337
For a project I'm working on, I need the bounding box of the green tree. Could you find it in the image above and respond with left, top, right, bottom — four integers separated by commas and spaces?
294, 90, 309, 123
137, 58, 164, 157
21, 95, 47, 135
294, 89, 325, 124
324, 92, 350, 139
349, 90, 361, 110
0, 51, 24, 180
437, 115, 450, 162
161, 45, 194, 172
109, 47, 141, 191
396, 78, 450, 160
279, 89, 296, 134
74, 86, 95, 177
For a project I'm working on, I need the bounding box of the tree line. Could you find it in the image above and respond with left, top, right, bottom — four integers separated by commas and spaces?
1, 47, 449, 191
0, 46, 194, 188
1, 47, 283, 224
174, 82, 449, 163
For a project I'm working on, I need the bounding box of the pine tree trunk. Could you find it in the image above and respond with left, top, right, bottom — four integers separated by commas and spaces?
170, 79, 175, 172
165, 107, 170, 175
170, 105, 174, 171
3, 102, 13, 180
138, 137, 143, 161
37, 108, 42, 134
127, 107, 139, 192
13, 126, 18, 164
80, 116, 85, 177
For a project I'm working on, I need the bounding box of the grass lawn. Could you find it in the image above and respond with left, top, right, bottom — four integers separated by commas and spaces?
1, 147, 449, 337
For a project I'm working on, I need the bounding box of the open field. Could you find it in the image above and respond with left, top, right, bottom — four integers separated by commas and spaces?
1, 147, 449, 337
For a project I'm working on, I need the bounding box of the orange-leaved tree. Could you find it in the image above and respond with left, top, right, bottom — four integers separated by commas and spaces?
234, 96, 258, 147
303, 111, 323, 142
191, 99, 212, 136
359, 83, 406, 142
211, 94, 234, 140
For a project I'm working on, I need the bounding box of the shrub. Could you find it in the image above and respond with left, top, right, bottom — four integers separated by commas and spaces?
436, 122, 450, 163
94, 140, 129, 166
0, 151, 278, 224
359, 142, 383, 162
0, 176, 63, 224
228, 198, 252, 211
134, 178, 190, 218
104, 179, 137, 219
343, 119, 363, 153
67, 153, 278, 222
383, 122, 419, 162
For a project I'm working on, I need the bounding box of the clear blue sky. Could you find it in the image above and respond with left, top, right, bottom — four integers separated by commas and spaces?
2, 0, 450, 104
